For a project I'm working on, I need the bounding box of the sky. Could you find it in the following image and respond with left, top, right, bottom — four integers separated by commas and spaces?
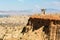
0, 0, 60, 11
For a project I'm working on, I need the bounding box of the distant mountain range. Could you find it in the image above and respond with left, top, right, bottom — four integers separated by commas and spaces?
0, 9, 60, 15
46, 9, 60, 12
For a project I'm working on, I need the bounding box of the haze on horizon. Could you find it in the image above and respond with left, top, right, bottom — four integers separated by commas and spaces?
0, 0, 60, 15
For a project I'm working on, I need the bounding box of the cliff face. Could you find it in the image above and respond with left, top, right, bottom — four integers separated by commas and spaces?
27, 14, 60, 40
0, 15, 48, 40
0, 14, 60, 40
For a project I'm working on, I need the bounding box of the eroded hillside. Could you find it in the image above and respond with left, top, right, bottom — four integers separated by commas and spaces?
0, 14, 60, 40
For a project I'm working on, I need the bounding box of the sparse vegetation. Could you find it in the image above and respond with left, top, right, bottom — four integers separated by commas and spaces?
0, 14, 60, 40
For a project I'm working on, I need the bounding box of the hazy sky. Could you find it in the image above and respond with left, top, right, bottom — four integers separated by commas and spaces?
0, 0, 60, 11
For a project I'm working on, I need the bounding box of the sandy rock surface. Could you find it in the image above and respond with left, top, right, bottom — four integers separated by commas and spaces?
0, 16, 47, 40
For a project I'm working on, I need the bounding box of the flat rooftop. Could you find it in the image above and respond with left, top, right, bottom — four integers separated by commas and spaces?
30, 14, 60, 21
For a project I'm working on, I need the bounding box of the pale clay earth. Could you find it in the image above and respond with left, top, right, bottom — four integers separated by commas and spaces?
0, 16, 47, 40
